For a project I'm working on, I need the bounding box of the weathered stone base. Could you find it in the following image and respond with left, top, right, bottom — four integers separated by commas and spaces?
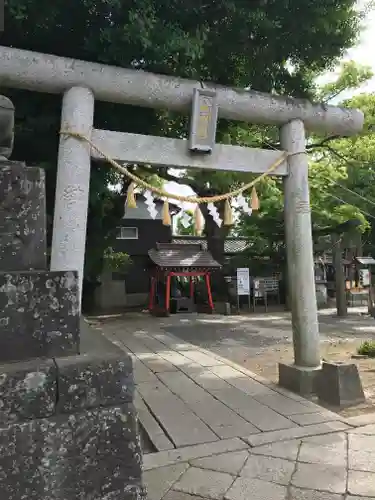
278, 362, 322, 396
0, 270, 80, 363
317, 361, 365, 408
0, 352, 145, 500
0, 404, 145, 500
0, 162, 47, 272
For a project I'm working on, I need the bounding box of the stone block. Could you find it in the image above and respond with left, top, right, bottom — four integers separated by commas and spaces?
292, 462, 347, 494
0, 358, 56, 425
0, 96, 14, 158
191, 450, 249, 476
0, 163, 46, 271
56, 353, 134, 413
173, 467, 234, 499
0, 270, 79, 363
245, 421, 349, 447
240, 454, 295, 485
348, 470, 375, 497
278, 362, 321, 396
317, 361, 365, 408
225, 477, 287, 500
143, 438, 248, 471
0, 403, 144, 500
143, 463, 189, 500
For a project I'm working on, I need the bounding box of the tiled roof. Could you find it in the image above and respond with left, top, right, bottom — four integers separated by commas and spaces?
355, 256, 375, 265
172, 237, 251, 254
148, 243, 221, 269
314, 256, 352, 265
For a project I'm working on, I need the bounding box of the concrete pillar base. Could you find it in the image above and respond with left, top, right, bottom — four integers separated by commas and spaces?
278, 362, 322, 396
317, 361, 365, 408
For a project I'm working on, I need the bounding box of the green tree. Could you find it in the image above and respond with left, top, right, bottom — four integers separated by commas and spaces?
237, 62, 373, 262
1, 0, 364, 300
176, 210, 195, 236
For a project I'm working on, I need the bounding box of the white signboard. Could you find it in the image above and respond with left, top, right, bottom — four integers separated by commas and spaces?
360, 269, 370, 287
237, 268, 250, 296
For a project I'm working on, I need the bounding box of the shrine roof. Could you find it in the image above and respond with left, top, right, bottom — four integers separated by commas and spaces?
148, 243, 221, 269
172, 236, 251, 254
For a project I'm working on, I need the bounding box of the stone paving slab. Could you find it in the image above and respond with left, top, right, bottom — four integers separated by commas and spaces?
173, 467, 234, 499
164, 492, 211, 500
143, 463, 188, 500
245, 421, 350, 447
349, 423, 375, 434
290, 488, 344, 499
143, 438, 249, 471
157, 371, 260, 436
209, 387, 296, 432
134, 391, 174, 452
190, 450, 249, 476
288, 410, 341, 426
292, 462, 347, 494
251, 440, 301, 461
241, 454, 295, 485
137, 380, 218, 447
348, 470, 375, 497
225, 477, 287, 500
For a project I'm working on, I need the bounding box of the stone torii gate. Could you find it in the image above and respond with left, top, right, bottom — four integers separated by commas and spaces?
0, 46, 364, 394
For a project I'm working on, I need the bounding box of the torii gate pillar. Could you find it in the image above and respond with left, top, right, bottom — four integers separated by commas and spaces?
279, 119, 321, 394
50, 86, 94, 310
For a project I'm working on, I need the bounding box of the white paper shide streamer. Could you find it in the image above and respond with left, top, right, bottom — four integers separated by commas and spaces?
207, 202, 222, 227
144, 190, 158, 219
235, 194, 253, 216
179, 203, 193, 229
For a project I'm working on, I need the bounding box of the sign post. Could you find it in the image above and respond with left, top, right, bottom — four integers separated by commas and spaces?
236, 267, 251, 311
189, 88, 218, 153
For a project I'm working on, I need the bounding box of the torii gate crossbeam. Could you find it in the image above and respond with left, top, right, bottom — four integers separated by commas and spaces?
0, 46, 364, 395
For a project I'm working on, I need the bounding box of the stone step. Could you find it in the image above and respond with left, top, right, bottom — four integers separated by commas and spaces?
0, 269, 80, 363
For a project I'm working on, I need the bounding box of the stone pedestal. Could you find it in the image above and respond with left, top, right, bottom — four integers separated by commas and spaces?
317, 361, 365, 408
0, 155, 145, 499
278, 362, 322, 396
0, 354, 145, 500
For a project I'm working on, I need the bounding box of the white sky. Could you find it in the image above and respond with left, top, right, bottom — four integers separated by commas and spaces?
319, 0, 375, 101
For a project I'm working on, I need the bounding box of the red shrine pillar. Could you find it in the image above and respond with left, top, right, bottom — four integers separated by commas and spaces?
205, 273, 214, 312
149, 276, 155, 311
190, 277, 194, 298
165, 273, 171, 313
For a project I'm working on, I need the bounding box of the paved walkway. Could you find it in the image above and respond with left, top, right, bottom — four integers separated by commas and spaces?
90, 313, 375, 500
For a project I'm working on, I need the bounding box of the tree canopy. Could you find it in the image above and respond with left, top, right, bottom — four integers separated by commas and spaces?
237, 65, 375, 266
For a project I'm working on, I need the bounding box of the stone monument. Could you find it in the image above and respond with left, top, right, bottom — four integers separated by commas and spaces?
0, 95, 145, 499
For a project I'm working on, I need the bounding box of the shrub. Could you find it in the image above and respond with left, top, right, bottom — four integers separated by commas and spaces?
103, 247, 132, 273
357, 340, 375, 358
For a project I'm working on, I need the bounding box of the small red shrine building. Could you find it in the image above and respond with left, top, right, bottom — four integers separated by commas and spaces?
148, 243, 221, 316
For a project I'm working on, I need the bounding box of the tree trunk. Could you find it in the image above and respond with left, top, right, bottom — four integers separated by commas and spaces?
200, 202, 231, 301
200, 201, 230, 264
332, 233, 347, 317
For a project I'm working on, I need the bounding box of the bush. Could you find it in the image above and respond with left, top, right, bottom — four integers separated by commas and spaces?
357, 340, 375, 358
103, 247, 132, 273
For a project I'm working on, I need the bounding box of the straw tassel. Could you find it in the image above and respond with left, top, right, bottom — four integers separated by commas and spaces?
126, 182, 137, 209
223, 199, 234, 226
251, 186, 260, 210
194, 206, 204, 235
162, 199, 171, 226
